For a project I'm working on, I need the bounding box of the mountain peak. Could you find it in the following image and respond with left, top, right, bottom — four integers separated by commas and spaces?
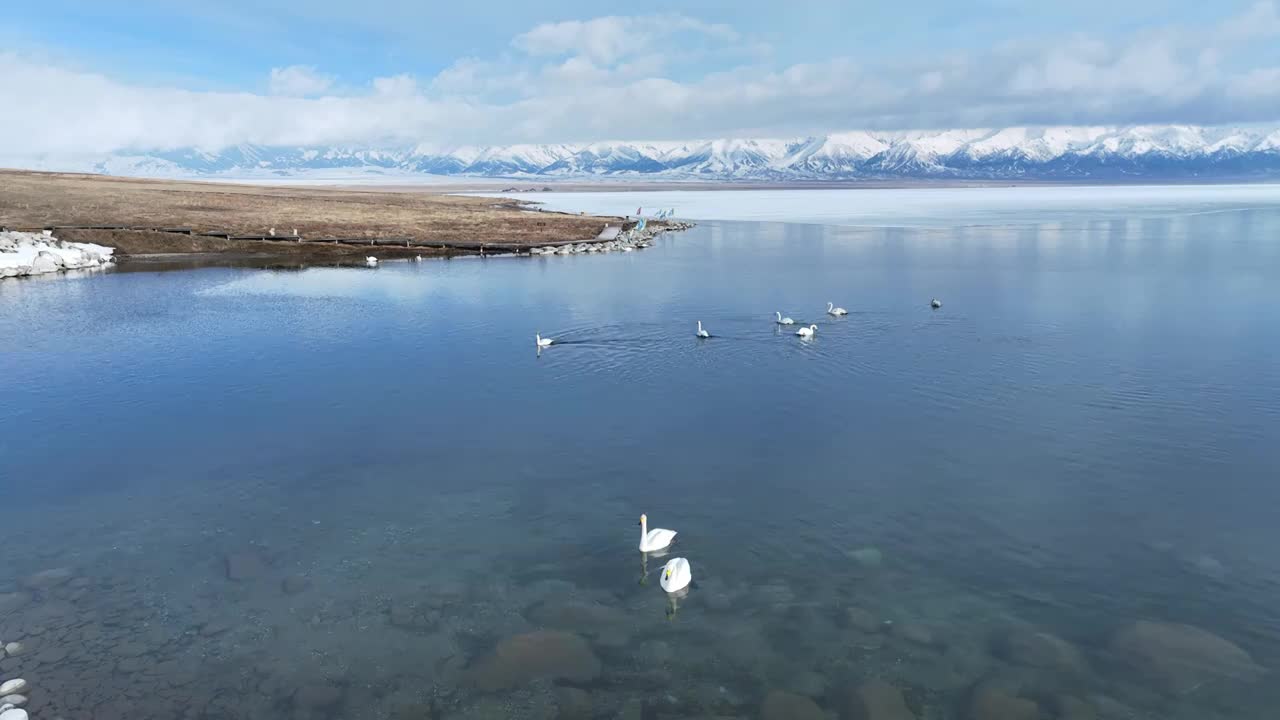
14, 123, 1280, 182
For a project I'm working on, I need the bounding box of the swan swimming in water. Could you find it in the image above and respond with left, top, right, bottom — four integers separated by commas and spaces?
775, 312, 795, 325
796, 324, 817, 337
365, 256, 378, 267
931, 298, 942, 309
696, 321, 710, 338
660, 557, 692, 593
827, 302, 848, 316
639, 513, 677, 552
535, 333, 554, 348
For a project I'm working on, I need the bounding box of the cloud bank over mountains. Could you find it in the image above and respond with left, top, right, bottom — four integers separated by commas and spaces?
0, 2, 1278, 164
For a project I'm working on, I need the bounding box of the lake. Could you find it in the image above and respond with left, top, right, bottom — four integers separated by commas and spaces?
2, 185, 1279, 719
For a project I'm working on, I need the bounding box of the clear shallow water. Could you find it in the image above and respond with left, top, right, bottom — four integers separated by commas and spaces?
1, 190, 1280, 719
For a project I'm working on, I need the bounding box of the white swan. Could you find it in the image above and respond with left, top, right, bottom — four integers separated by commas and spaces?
931, 298, 942, 309
775, 312, 795, 325
827, 302, 848, 316
639, 514, 677, 552
535, 333, 554, 348
365, 256, 378, 267
660, 557, 692, 593
696, 321, 710, 339
796, 324, 817, 337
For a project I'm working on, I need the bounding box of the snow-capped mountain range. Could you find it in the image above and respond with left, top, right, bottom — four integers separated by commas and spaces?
13, 124, 1280, 182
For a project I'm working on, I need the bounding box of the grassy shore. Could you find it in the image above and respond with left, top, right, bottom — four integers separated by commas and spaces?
0, 170, 618, 259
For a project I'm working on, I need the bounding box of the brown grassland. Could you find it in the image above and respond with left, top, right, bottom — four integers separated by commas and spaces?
0, 170, 618, 258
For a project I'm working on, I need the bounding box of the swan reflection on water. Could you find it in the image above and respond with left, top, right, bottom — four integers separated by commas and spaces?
666, 586, 690, 621
638, 548, 672, 586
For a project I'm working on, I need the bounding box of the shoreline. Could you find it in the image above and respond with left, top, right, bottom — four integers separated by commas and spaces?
0, 170, 681, 267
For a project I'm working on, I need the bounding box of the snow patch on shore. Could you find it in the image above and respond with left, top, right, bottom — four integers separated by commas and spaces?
0, 231, 115, 279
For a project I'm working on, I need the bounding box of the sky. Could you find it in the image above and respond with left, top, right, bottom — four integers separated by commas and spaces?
2, 0, 1279, 156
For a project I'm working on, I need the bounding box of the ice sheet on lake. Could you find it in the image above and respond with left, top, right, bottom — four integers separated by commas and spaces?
478, 184, 1280, 228
0, 231, 116, 279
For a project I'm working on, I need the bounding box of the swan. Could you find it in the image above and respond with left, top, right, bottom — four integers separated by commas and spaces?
639, 513, 677, 552
827, 302, 848, 316
775, 312, 795, 325
365, 256, 378, 267
660, 557, 692, 593
414, 255, 423, 262
535, 333, 554, 348
796, 324, 817, 337
931, 298, 942, 309
696, 321, 710, 339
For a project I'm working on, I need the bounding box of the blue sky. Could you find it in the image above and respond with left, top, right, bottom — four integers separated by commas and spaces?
1, 1, 1279, 154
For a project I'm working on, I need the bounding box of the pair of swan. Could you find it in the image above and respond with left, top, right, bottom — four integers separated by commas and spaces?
776, 313, 817, 337
639, 514, 691, 593
779, 303, 844, 322
541, 321, 708, 346
776, 302, 840, 324
700, 319, 814, 339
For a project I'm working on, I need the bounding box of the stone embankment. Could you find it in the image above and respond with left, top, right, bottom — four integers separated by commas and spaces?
529, 221, 694, 256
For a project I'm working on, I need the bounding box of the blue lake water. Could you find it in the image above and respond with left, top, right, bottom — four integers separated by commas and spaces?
2, 186, 1280, 719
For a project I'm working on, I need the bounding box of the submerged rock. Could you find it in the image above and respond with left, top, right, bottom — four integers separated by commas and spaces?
995, 628, 1086, 674
199, 619, 234, 636
466, 630, 601, 690
1053, 695, 1097, 720
225, 550, 269, 581
966, 681, 1038, 720
388, 599, 440, 630
36, 644, 68, 664
845, 679, 916, 720
282, 574, 311, 595
783, 670, 828, 698
0, 696, 25, 709
894, 623, 938, 648
760, 690, 825, 720
0, 594, 31, 616
1109, 620, 1265, 694
847, 606, 882, 633
293, 683, 343, 709
2, 643, 22, 657
526, 599, 629, 637
554, 686, 591, 720
21, 567, 74, 589
848, 547, 884, 568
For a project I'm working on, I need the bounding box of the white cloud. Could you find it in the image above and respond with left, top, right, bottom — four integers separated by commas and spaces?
1, 4, 1279, 158
268, 65, 333, 96
371, 73, 419, 97
512, 14, 739, 66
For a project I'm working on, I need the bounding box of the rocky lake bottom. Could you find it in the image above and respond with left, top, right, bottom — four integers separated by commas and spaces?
3, 188, 1279, 719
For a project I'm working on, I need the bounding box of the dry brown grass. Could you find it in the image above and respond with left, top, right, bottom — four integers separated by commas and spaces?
0, 170, 618, 255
